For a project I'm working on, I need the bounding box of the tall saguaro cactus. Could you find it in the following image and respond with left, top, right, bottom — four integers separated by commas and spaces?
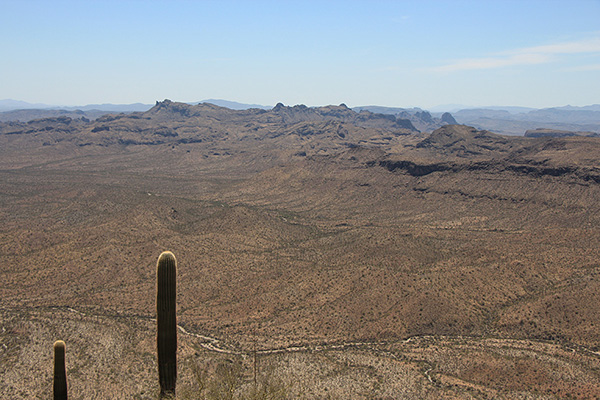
156, 251, 177, 398
53, 340, 68, 400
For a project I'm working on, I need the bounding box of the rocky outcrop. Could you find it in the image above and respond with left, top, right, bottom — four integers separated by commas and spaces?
415, 111, 434, 124
441, 112, 457, 125
0, 116, 88, 135
267, 102, 417, 132
375, 159, 455, 176
353, 107, 458, 133
416, 125, 513, 156
376, 155, 600, 183
524, 128, 598, 138
367, 124, 600, 183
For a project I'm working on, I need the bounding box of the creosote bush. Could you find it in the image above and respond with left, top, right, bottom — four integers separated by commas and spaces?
179, 357, 293, 400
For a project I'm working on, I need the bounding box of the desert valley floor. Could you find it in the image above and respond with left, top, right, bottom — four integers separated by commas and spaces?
1, 101, 600, 399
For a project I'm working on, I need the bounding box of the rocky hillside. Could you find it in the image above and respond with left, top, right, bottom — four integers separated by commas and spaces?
524, 128, 599, 138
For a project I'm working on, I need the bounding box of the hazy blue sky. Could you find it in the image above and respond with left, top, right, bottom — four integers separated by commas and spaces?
1, 0, 599, 109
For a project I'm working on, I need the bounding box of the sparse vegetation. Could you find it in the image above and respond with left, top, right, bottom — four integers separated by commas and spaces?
1, 103, 600, 398
180, 358, 291, 400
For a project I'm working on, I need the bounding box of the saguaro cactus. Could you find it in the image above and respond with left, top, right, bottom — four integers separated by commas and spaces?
53, 340, 68, 400
156, 251, 177, 398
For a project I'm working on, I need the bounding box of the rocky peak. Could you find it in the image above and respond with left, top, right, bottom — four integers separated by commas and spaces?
148, 99, 194, 117
441, 112, 457, 125
273, 102, 286, 112
415, 111, 434, 124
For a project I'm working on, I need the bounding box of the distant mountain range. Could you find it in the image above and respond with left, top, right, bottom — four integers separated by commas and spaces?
450, 105, 600, 135
1, 99, 599, 135
0, 98, 273, 113
0, 99, 153, 113
351, 104, 600, 135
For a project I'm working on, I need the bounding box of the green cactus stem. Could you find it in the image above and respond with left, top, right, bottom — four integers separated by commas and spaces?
53, 340, 68, 400
156, 251, 177, 398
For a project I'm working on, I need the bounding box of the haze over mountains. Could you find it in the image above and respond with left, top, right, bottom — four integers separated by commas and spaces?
0, 99, 153, 113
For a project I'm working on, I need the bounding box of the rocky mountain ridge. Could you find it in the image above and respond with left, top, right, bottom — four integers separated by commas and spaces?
353, 105, 457, 132
0, 100, 419, 155
2, 101, 599, 187
4, 98, 599, 137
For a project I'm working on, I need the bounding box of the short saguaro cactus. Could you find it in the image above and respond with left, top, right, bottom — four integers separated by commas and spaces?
53, 340, 68, 400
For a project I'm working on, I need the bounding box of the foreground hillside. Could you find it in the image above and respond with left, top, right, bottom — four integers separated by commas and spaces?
1, 101, 600, 398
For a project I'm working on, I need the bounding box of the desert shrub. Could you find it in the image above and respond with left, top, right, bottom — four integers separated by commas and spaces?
180, 357, 291, 400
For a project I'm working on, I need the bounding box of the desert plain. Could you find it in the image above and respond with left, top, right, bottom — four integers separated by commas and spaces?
1, 101, 600, 399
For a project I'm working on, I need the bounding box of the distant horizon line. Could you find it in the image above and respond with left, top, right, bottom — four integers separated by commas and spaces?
1, 98, 599, 113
